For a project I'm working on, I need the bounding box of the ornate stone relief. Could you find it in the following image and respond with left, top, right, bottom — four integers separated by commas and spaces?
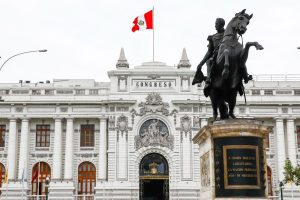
116, 114, 128, 139
109, 116, 115, 128
15, 107, 23, 113
131, 93, 178, 127
193, 116, 200, 128
180, 115, 192, 141
201, 152, 210, 187
135, 119, 174, 150
134, 93, 170, 116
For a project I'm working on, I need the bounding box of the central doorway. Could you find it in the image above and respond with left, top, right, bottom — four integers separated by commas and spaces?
139, 153, 169, 200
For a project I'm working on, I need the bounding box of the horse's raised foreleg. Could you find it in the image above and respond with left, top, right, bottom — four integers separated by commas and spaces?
241, 42, 263, 65
221, 49, 230, 80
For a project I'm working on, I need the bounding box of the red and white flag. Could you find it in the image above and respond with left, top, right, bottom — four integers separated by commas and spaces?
132, 9, 153, 32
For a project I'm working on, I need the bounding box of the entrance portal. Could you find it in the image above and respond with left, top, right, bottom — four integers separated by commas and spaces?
139, 153, 169, 200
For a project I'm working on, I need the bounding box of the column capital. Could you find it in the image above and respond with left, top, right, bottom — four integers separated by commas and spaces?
53, 117, 63, 121
65, 116, 74, 121
286, 117, 296, 121
20, 117, 30, 121
8, 117, 17, 121
274, 117, 283, 121
99, 116, 108, 120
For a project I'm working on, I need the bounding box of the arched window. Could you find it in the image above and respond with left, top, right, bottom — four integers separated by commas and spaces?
140, 153, 169, 176
0, 163, 5, 195
78, 162, 96, 195
31, 162, 51, 196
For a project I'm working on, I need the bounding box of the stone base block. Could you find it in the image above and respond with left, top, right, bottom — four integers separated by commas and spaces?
0, 182, 28, 200
193, 119, 269, 199
48, 181, 75, 200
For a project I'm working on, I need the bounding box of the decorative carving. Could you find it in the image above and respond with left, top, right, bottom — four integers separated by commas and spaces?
60, 107, 68, 112
135, 119, 174, 150
15, 107, 23, 113
109, 116, 115, 128
147, 74, 161, 79
116, 114, 128, 133
201, 152, 210, 187
193, 116, 200, 128
181, 115, 191, 133
138, 93, 169, 116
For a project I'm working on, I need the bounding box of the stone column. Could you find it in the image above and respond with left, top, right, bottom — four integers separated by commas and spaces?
7, 118, 17, 180
286, 118, 297, 166
64, 117, 74, 179
275, 118, 286, 181
98, 117, 107, 180
18, 118, 29, 180
200, 118, 208, 128
52, 118, 62, 179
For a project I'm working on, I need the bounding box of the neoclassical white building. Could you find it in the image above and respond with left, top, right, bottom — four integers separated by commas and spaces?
0, 48, 299, 199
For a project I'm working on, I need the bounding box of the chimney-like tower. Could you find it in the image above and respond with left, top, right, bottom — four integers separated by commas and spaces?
116, 48, 129, 68
177, 48, 191, 69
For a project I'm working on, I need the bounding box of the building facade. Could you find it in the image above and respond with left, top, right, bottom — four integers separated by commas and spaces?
0, 49, 299, 199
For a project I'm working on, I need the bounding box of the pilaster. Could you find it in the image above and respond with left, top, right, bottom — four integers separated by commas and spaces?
7, 118, 17, 180
52, 117, 63, 179
18, 118, 29, 180
286, 118, 297, 166
99, 117, 107, 180
275, 118, 285, 181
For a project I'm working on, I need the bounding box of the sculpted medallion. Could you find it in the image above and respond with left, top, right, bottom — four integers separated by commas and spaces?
135, 119, 174, 150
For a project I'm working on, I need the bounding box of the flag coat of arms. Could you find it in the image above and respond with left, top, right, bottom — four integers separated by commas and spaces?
132, 10, 153, 32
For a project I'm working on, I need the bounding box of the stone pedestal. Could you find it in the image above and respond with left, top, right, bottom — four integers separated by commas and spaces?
0, 182, 28, 200
193, 119, 269, 199
48, 181, 75, 200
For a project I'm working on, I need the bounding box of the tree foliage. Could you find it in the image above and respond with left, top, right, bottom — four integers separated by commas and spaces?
283, 158, 294, 184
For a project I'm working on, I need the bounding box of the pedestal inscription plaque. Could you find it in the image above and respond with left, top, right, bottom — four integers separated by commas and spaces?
214, 137, 265, 197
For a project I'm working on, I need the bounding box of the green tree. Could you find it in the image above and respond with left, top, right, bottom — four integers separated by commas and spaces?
283, 158, 294, 184
294, 164, 300, 185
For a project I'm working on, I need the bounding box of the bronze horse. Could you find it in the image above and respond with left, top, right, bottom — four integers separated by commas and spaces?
208, 9, 263, 121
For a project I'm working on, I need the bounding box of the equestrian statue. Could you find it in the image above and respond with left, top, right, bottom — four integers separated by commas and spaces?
193, 9, 263, 121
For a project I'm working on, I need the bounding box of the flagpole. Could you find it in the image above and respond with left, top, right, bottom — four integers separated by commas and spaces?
152, 6, 155, 62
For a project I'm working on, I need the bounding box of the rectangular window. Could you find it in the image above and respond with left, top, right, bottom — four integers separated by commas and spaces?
80, 125, 95, 147
11, 90, 29, 94
32, 90, 41, 95
45, 90, 54, 95
297, 126, 300, 149
295, 90, 300, 96
56, 90, 73, 94
252, 90, 260, 95
0, 90, 9, 95
75, 89, 85, 95
264, 90, 273, 96
0, 125, 6, 147
89, 89, 98, 95
36, 125, 50, 147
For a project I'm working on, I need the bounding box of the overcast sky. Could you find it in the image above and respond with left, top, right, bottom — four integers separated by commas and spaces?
0, 0, 299, 83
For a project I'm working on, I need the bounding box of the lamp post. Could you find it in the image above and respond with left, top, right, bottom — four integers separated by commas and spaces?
0, 49, 47, 101
279, 181, 284, 200
45, 175, 50, 200
0, 49, 47, 72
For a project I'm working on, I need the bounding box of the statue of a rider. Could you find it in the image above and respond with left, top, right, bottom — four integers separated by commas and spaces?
192, 18, 253, 97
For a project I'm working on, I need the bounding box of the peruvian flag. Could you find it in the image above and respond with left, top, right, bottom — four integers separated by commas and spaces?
132, 9, 153, 32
